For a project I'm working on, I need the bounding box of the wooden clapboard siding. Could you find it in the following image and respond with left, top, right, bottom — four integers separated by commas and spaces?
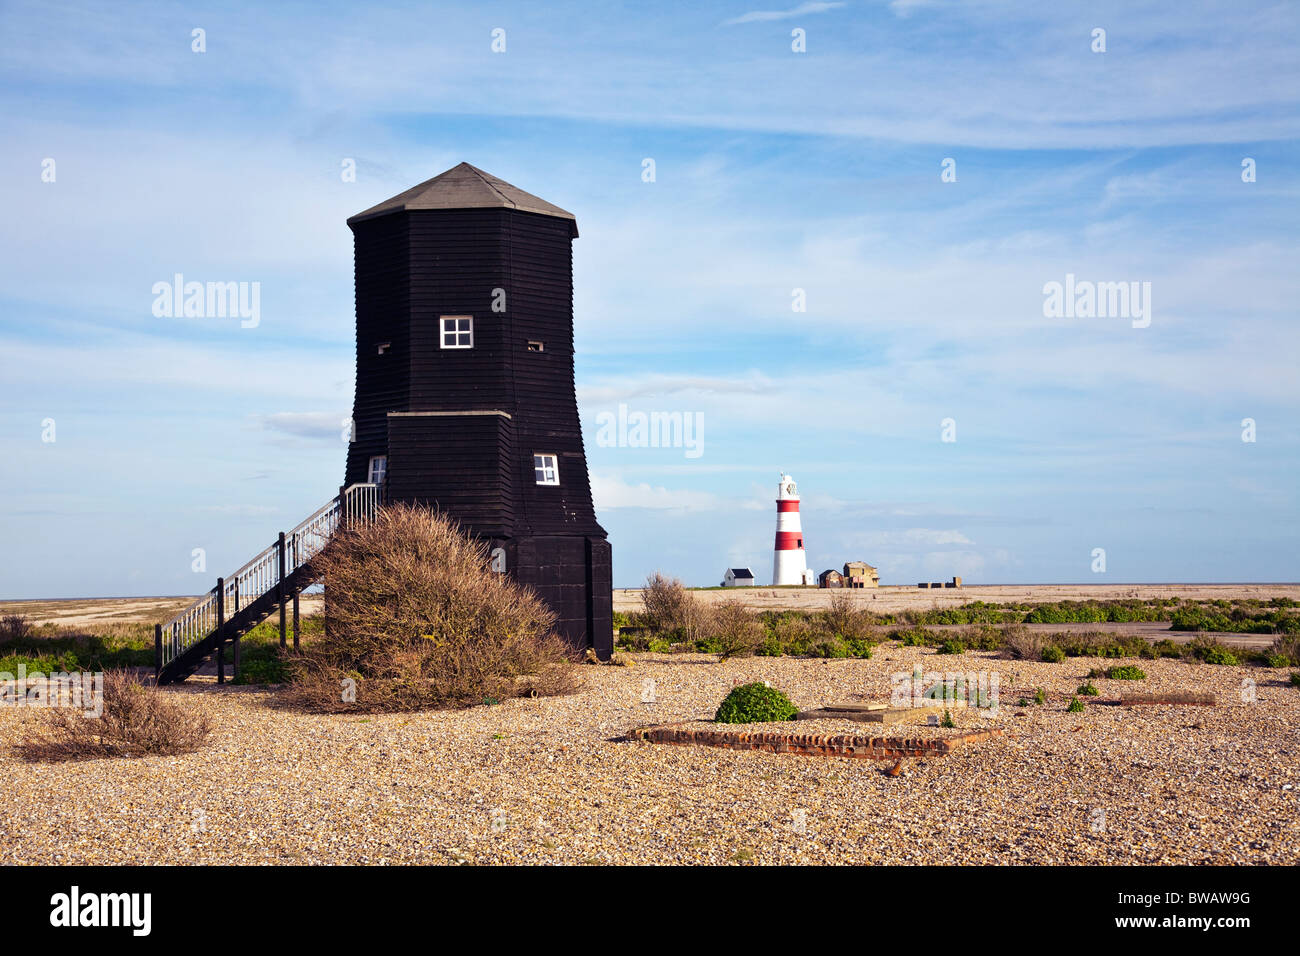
345, 214, 409, 487
384, 412, 515, 537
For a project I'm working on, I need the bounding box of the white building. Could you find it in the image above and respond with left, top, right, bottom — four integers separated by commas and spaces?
722, 567, 756, 587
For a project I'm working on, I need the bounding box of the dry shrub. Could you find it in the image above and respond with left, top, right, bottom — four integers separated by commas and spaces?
1270, 632, 1300, 666
18, 670, 211, 762
821, 591, 874, 641
999, 624, 1045, 660
0, 614, 32, 643
771, 612, 813, 649
641, 572, 705, 640
704, 599, 765, 660
285, 504, 578, 713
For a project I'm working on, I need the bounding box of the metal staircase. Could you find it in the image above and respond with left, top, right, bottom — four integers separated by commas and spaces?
154, 484, 378, 685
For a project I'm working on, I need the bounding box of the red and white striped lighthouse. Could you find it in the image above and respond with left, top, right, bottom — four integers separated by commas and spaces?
772, 473, 808, 586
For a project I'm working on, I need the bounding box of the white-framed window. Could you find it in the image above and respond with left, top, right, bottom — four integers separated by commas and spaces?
440, 315, 473, 349
367, 455, 387, 486
533, 453, 559, 486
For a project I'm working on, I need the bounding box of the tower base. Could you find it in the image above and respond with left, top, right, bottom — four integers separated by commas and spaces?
499, 535, 613, 660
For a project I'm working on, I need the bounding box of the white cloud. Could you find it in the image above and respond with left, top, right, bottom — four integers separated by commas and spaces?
258, 412, 350, 442
590, 473, 723, 511
724, 2, 846, 25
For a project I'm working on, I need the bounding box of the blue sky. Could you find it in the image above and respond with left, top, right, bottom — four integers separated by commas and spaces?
1, 0, 1297, 596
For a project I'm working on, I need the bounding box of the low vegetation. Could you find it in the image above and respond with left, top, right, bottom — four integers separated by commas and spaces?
17, 670, 212, 761
616, 593, 1294, 667
714, 682, 798, 723
1067, 697, 1085, 713
1102, 665, 1147, 681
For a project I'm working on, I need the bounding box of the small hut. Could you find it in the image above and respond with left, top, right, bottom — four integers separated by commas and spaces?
722, 567, 756, 587
819, 569, 844, 589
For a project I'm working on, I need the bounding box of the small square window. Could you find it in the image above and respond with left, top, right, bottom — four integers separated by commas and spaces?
367, 455, 387, 486
527, 340, 544, 352
377, 341, 391, 355
440, 316, 473, 349
533, 453, 559, 486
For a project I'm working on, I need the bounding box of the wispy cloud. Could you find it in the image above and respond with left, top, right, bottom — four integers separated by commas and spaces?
724, 2, 846, 26
257, 412, 349, 442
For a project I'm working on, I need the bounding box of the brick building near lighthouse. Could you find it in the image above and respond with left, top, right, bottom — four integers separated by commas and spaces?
342, 162, 613, 659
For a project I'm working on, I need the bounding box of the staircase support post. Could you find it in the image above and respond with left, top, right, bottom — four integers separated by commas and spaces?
154, 624, 162, 683
293, 593, 300, 650
216, 577, 226, 685
278, 532, 288, 649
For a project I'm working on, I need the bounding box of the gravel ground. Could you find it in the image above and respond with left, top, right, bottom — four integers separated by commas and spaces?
2, 644, 1297, 865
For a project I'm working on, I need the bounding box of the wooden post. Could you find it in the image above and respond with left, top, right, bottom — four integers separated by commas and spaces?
215, 577, 226, 685
154, 623, 163, 683
292, 593, 300, 650
233, 631, 241, 683
278, 532, 288, 648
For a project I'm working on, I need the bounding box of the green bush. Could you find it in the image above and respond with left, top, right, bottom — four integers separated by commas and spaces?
1033, 688, 1047, 705
940, 709, 956, 728
891, 626, 940, 647
1040, 645, 1065, 663
809, 639, 850, 659
1265, 654, 1291, 668
1076, 682, 1099, 696
937, 638, 965, 655
956, 625, 1006, 651
715, 682, 798, 724
1201, 646, 1239, 666
0, 649, 81, 674
1105, 665, 1146, 680
1067, 697, 1085, 713
1289, 672, 1300, 688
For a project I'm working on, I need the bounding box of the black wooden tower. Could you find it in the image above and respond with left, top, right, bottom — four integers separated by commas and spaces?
343, 162, 612, 658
